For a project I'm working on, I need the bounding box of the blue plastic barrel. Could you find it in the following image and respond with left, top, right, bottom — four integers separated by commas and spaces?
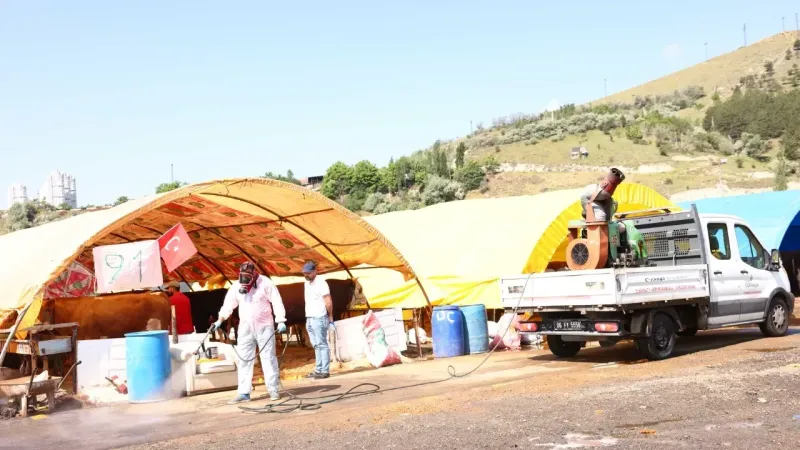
461, 304, 489, 354
125, 330, 171, 403
432, 305, 465, 358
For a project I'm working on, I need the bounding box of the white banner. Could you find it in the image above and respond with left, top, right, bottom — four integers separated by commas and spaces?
93, 240, 164, 294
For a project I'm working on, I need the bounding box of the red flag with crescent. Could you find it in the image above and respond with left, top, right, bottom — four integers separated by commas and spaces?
158, 223, 198, 273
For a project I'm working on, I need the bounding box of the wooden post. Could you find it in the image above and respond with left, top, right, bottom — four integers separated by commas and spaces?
170, 306, 178, 344
413, 309, 422, 358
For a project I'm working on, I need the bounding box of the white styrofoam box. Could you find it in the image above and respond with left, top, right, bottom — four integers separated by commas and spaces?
334, 309, 406, 362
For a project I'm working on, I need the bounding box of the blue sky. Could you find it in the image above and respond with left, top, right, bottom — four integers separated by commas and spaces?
1, 1, 798, 208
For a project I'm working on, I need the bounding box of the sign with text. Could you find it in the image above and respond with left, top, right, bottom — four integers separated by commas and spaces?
157, 223, 198, 273
93, 240, 164, 294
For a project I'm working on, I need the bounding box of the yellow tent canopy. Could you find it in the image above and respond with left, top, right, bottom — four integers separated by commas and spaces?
0, 178, 420, 337
360, 183, 678, 309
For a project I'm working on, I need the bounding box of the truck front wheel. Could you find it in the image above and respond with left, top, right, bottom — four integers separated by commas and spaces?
759, 298, 790, 337
636, 313, 677, 361
547, 335, 582, 358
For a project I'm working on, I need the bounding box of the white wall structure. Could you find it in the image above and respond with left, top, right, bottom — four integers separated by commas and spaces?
39, 170, 77, 208
7, 183, 28, 207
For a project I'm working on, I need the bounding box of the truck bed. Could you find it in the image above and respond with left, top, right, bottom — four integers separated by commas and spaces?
501, 265, 710, 311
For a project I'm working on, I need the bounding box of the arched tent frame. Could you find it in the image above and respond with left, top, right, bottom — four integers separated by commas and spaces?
0, 178, 428, 344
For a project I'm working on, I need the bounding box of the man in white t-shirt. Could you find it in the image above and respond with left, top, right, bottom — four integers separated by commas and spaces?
302, 260, 333, 379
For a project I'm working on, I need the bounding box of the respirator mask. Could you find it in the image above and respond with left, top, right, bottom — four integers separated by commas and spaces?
238, 262, 258, 294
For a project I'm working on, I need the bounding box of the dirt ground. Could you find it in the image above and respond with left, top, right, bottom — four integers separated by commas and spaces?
3, 327, 800, 449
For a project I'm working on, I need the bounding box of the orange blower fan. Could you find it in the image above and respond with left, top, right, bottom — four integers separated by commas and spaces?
566, 168, 625, 271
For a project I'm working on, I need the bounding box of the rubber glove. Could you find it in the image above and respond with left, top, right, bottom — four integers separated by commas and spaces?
276, 322, 287, 333
211, 319, 223, 331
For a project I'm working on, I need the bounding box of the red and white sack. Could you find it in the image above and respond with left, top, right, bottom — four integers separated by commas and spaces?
361, 311, 401, 368
489, 313, 521, 350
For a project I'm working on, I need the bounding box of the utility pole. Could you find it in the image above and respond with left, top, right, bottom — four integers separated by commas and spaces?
170, 164, 174, 183
470, 120, 473, 134
604, 78, 607, 97
743, 24, 747, 47
704, 42, 708, 61
783, 17, 786, 32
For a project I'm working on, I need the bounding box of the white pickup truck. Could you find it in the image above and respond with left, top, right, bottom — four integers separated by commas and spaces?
501, 205, 794, 360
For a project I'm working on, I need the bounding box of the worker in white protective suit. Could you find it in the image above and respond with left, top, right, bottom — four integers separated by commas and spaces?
211, 262, 287, 404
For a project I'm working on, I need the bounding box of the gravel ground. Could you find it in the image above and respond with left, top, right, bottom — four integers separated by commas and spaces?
5, 329, 800, 449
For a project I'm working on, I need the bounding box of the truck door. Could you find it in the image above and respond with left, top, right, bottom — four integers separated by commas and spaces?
732, 222, 771, 322
706, 221, 742, 325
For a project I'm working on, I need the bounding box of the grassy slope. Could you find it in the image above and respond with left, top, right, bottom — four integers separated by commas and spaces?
595, 32, 799, 104
467, 32, 800, 201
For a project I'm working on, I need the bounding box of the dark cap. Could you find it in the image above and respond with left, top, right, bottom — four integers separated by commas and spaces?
302, 261, 317, 273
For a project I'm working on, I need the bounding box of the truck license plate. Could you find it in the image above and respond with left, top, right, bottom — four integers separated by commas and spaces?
554, 320, 583, 331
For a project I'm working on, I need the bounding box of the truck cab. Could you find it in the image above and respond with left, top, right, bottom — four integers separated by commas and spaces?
501, 205, 794, 360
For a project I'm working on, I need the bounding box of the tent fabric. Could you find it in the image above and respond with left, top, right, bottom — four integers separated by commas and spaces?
0, 178, 418, 337
360, 183, 676, 309
678, 190, 800, 251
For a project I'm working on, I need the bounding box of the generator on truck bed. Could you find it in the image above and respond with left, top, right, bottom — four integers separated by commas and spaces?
501, 169, 793, 360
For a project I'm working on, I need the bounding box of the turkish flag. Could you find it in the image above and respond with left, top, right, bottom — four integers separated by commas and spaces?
158, 223, 198, 273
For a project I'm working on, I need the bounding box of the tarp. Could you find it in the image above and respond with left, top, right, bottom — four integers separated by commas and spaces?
678, 190, 800, 252
358, 183, 677, 309
0, 179, 418, 337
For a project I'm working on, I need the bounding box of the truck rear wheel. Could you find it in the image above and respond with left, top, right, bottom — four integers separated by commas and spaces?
636, 313, 677, 361
759, 298, 790, 337
547, 335, 582, 358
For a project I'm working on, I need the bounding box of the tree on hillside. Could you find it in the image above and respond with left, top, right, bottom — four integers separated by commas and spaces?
350, 160, 381, 196
379, 159, 398, 194
427, 141, 450, 178
782, 125, 800, 161
263, 170, 301, 184
454, 161, 484, 191
155, 181, 187, 194
794, 39, 800, 52
6, 202, 36, 232
774, 150, 789, 191
58, 202, 72, 211
114, 196, 129, 206
764, 60, 775, 77
320, 161, 353, 202
455, 142, 467, 169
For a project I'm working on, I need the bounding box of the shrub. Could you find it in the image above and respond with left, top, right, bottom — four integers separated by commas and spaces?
343, 192, 366, 212
741, 133, 767, 157
711, 92, 721, 102
735, 157, 744, 168
664, 178, 673, 185
683, 85, 706, 101
794, 39, 800, 52
454, 161, 485, 191
626, 125, 644, 142
774, 151, 789, 191
363, 192, 387, 213
482, 156, 501, 174
782, 125, 800, 161
764, 61, 775, 76
421, 176, 466, 206
787, 50, 793, 61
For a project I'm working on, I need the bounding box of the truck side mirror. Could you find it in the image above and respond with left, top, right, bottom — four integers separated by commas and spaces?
770, 249, 781, 270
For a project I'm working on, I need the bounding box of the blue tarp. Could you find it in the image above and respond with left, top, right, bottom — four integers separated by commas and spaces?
678, 190, 800, 252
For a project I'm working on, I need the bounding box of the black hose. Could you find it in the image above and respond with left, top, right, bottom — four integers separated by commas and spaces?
238, 272, 535, 414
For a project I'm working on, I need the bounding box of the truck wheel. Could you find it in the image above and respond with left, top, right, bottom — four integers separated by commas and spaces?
636, 313, 677, 361
677, 327, 698, 337
759, 298, 790, 337
547, 335, 582, 358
